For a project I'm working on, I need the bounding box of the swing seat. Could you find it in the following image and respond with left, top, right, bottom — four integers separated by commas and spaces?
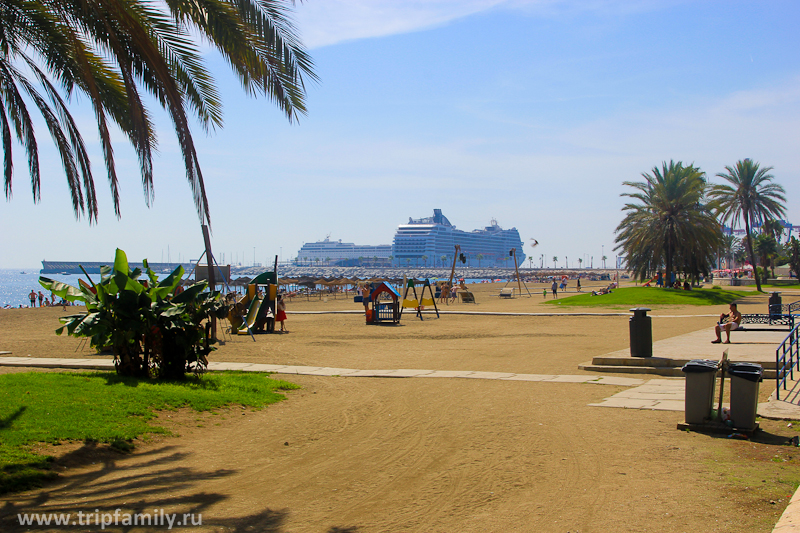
420, 297, 435, 307
499, 288, 514, 298
402, 298, 420, 308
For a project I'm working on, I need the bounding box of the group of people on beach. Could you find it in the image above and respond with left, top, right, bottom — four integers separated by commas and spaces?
543, 277, 583, 298
436, 280, 467, 304
24, 289, 68, 310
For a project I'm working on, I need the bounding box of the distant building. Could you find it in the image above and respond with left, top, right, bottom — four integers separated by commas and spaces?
392, 209, 525, 267
296, 238, 392, 265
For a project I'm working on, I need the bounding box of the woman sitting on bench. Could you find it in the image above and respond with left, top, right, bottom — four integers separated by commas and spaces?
712, 303, 742, 344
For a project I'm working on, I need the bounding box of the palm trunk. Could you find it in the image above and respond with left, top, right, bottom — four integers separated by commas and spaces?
664, 229, 673, 289
744, 215, 762, 292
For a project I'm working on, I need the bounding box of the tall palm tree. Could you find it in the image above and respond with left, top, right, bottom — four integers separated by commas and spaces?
615, 160, 721, 283
709, 159, 786, 292
1, 0, 316, 223
552, 256, 558, 268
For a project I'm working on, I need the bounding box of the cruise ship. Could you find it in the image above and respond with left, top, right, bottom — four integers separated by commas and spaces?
41, 261, 191, 275
296, 237, 392, 265
392, 210, 525, 267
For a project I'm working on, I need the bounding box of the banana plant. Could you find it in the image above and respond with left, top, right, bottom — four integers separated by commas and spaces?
40, 249, 228, 379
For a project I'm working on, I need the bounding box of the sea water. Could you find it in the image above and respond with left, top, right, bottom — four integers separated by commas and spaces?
0, 269, 79, 307
0, 269, 512, 307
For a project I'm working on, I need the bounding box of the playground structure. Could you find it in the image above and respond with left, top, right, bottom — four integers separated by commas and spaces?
364, 282, 402, 325
501, 248, 533, 297
441, 245, 476, 304
400, 279, 440, 321
227, 270, 279, 338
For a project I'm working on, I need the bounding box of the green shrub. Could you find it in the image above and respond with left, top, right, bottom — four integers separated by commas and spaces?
40, 249, 229, 379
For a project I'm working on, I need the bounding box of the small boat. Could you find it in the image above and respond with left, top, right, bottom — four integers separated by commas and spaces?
20, 271, 26, 274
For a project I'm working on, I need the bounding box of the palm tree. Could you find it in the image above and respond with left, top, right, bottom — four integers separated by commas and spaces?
602, 255, 607, 269
753, 233, 778, 276
709, 159, 786, 292
789, 237, 800, 279
2, 0, 315, 223
719, 234, 738, 270
441, 255, 447, 268
578, 258, 583, 269
762, 219, 785, 242
476, 254, 483, 268
421, 255, 428, 267
552, 256, 558, 269
615, 160, 722, 283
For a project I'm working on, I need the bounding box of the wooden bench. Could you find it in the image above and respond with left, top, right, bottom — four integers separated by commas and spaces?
499, 288, 514, 299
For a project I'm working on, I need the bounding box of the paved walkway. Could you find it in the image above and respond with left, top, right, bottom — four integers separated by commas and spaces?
0, 356, 646, 385
589, 376, 800, 420
598, 326, 791, 364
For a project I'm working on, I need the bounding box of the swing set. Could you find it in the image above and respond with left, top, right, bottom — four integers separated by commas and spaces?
501, 248, 533, 297
399, 279, 440, 320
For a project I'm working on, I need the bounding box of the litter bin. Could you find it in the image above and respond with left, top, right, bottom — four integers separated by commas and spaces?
727, 362, 763, 430
681, 359, 718, 424
629, 308, 653, 358
769, 292, 782, 319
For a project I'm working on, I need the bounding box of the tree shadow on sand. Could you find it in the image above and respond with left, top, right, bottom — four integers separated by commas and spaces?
0, 443, 361, 532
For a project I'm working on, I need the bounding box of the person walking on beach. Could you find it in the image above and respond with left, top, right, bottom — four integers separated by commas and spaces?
37, 291, 44, 307
276, 294, 288, 333
577, 278, 582, 292
28, 289, 36, 307
551, 279, 558, 299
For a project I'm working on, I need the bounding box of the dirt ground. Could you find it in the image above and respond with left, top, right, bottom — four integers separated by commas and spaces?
1, 282, 799, 532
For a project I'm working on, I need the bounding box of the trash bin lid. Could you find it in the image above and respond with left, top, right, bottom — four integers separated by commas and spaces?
727, 362, 763, 382
681, 359, 718, 373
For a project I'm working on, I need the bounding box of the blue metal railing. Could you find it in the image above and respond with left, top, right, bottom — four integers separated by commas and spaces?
776, 323, 800, 400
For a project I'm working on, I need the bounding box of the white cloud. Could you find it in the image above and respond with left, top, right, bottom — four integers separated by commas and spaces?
293, 0, 686, 48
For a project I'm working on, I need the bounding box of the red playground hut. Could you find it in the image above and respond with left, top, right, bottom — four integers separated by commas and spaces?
368, 282, 401, 325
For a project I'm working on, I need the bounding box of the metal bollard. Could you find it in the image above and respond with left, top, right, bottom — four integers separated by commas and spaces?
629, 307, 653, 358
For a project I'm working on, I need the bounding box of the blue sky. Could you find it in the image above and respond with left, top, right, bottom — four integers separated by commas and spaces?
2, 0, 799, 269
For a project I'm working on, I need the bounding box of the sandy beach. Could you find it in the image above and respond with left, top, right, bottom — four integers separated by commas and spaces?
1, 281, 798, 532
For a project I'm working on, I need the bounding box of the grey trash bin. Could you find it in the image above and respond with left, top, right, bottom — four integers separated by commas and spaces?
727, 362, 763, 430
681, 359, 718, 424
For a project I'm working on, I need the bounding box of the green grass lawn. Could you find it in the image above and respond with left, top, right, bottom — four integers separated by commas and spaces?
0, 371, 299, 494
544, 287, 750, 308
